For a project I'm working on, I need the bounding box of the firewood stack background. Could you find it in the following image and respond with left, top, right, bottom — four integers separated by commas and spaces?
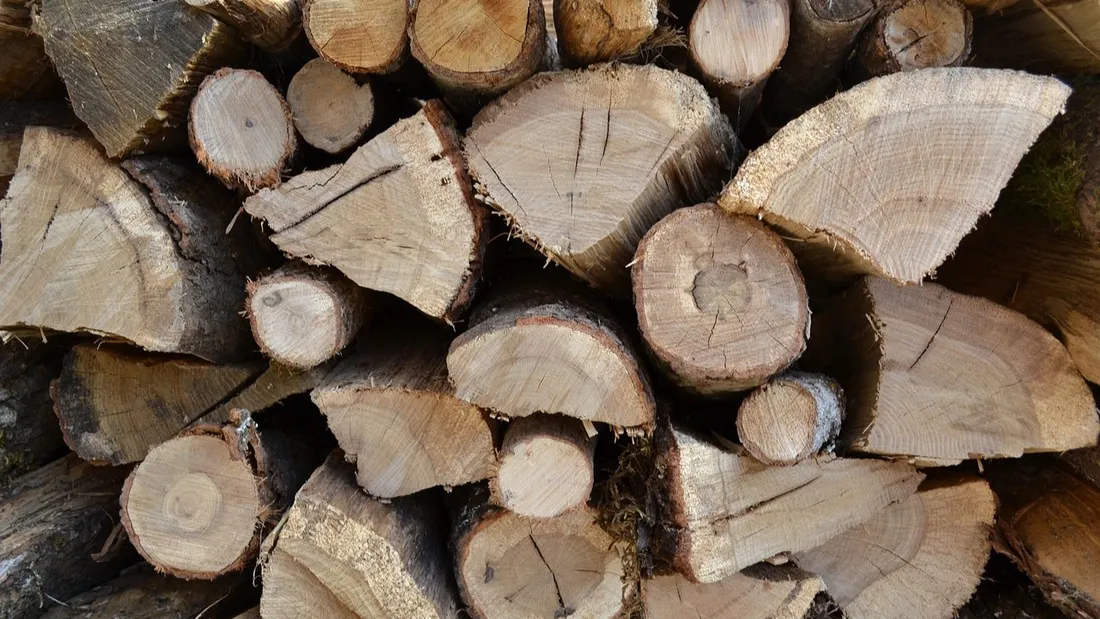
1, 0, 1099, 617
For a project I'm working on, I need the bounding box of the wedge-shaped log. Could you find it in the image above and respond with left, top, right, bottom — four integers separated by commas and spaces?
0, 341, 66, 479
303, 0, 410, 74
796, 476, 996, 619
245, 101, 487, 323
719, 68, 1070, 286
554, 0, 658, 65
491, 414, 596, 518
655, 421, 923, 583
643, 566, 823, 619
465, 64, 735, 293
183, 0, 301, 52
805, 277, 1099, 465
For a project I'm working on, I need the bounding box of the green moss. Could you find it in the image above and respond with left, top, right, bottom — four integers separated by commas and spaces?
1002, 129, 1088, 235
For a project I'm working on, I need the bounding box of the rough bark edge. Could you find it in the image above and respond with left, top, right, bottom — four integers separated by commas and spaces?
736, 372, 846, 466
854, 0, 973, 78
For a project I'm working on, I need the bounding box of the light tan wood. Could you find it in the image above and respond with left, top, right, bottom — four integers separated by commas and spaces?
736, 372, 845, 466
972, 0, 1100, 74
796, 476, 996, 619
0, 129, 257, 362
465, 64, 735, 293
554, 0, 659, 64
184, 0, 301, 51
492, 414, 596, 518
287, 58, 374, 154
854, 0, 972, 78
245, 101, 487, 324
303, 0, 409, 74
643, 568, 823, 619
806, 277, 1099, 466
632, 204, 808, 395
189, 68, 297, 191
719, 68, 1070, 286
1, 101, 79, 195
656, 421, 923, 583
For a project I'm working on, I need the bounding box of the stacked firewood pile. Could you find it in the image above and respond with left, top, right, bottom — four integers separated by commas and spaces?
1, 0, 1099, 617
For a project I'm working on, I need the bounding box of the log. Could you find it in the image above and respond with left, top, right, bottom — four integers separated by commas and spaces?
232, 608, 260, 619
120, 413, 313, 579
632, 203, 809, 395
689, 0, 791, 127
409, 0, 546, 113
452, 486, 632, 619
311, 321, 497, 498
491, 414, 596, 518
718, 68, 1069, 286
653, 421, 923, 583
0, 341, 66, 480
245, 100, 487, 324
852, 0, 973, 79
554, 0, 659, 65
0, 455, 136, 619
0, 100, 79, 196
643, 566, 823, 619
795, 476, 996, 619
189, 68, 298, 191
0, 130, 258, 362
53, 343, 330, 465
736, 372, 845, 466
183, 0, 301, 52
302, 0, 410, 74
259, 454, 459, 618
36, 0, 245, 157
465, 64, 735, 293
804, 276, 1099, 466
286, 58, 375, 154
0, 0, 64, 100
972, 0, 1100, 74
247, 262, 371, 369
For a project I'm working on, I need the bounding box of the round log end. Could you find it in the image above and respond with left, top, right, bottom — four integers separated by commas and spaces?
882, 0, 972, 71
689, 0, 790, 88
287, 58, 375, 154
303, 0, 410, 74
736, 373, 845, 465
495, 415, 595, 518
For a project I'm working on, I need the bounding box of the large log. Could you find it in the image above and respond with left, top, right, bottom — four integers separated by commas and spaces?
852, 0, 972, 79
643, 567, 823, 619
0, 0, 63, 100
554, 0, 659, 65
0, 129, 258, 362
182, 0, 302, 52
0, 342, 66, 480
491, 414, 596, 518
972, 0, 1100, 74
303, 0, 410, 74
286, 58, 375, 154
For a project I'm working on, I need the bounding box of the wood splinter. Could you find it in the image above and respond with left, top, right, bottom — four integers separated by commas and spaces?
491, 414, 597, 518
736, 372, 845, 466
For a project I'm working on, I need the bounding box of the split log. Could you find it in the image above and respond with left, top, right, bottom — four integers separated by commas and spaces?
452, 487, 631, 619
736, 372, 845, 466
719, 68, 1069, 286
0, 0, 63, 99
120, 414, 313, 579
554, 0, 659, 65
447, 278, 656, 431
804, 277, 1099, 466
0, 130, 258, 362
53, 344, 330, 465
465, 64, 735, 293
259, 454, 459, 619
302, 0, 410, 74
632, 204, 809, 395
410, 0, 546, 112
689, 0, 791, 127
247, 262, 371, 369
183, 0, 302, 52
37, 0, 245, 157
286, 58, 375, 154
972, 0, 1100, 74
654, 421, 923, 583
0, 100, 79, 196
643, 566, 823, 619
852, 0, 972, 79
0, 455, 135, 619
311, 321, 497, 497
245, 100, 487, 324
491, 414, 596, 518
0, 342, 66, 480
189, 68, 297, 191
795, 476, 996, 619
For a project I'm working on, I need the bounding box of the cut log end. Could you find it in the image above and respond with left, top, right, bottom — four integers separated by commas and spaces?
554, 0, 659, 64
856, 0, 973, 77
643, 568, 823, 619
493, 415, 596, 518
303, 0, 409, 74
287, 58, 375, 154
736, 372, 845, 466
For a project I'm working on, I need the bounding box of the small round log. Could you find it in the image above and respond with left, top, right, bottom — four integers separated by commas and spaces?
302, 0, 410, 74
736, 372, 846, 466
854, 0, 972, 78
286, 58, 374, 154
492, 415, 596, 518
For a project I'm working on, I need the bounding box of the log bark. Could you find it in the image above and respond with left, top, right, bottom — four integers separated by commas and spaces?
852, 0, 972, 79
410, 0, 547, 113
286, 58, 375, 154
183, 0, 302, 52
247, 262, 371, 369
0, 455, 136, 619
465, 64, 735, 294
0, 0, 64, 100
554, 0, 659, 65
689, 0, 791, 128
189, 68, 298, 191
259, 454, 459, 619
0, 341, 66, 480
653, 420, 923, 584
53, 343, 330, 465
972, 0, 1100, 74
719, 68, 1069, 287
302, 0, 410, 74
736, 372, 845, 466
245, 100, 488, 324
36, 0, 246, 157
0, 100, 79, 196
0, 130, 259, 362
120, 413, 314, 579
643, 566, 823, 619
491, 414, 596, 518
311, 320, 497, 498
632, 203, 809, 395
804, 277, 1100, 466
795, 476, 996, 619
452, 485, 632, 619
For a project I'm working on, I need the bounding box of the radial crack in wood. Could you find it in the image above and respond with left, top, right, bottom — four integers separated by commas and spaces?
643, 566, 823, 619
303, 0, 410, 74
287, 58, 375, 154
853, 0, 973, 78
184, 0, 302, 52
736, 372, 845, 466
491, 414, 596, 518
554, 0, 659, 65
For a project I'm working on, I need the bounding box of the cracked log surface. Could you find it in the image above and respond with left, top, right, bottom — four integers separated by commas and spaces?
245, 100, 487, 323
853, 0, 972, 79
0, 129, 259, 362
804, 277, 1099, 466
736, 372, 845, 466
183, 0, 302, 52
643, 565, 823, 619
303, 0, 410, 74
286, 58, 375, 154
553, 0, 659, 65
0, 340, 66, 480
